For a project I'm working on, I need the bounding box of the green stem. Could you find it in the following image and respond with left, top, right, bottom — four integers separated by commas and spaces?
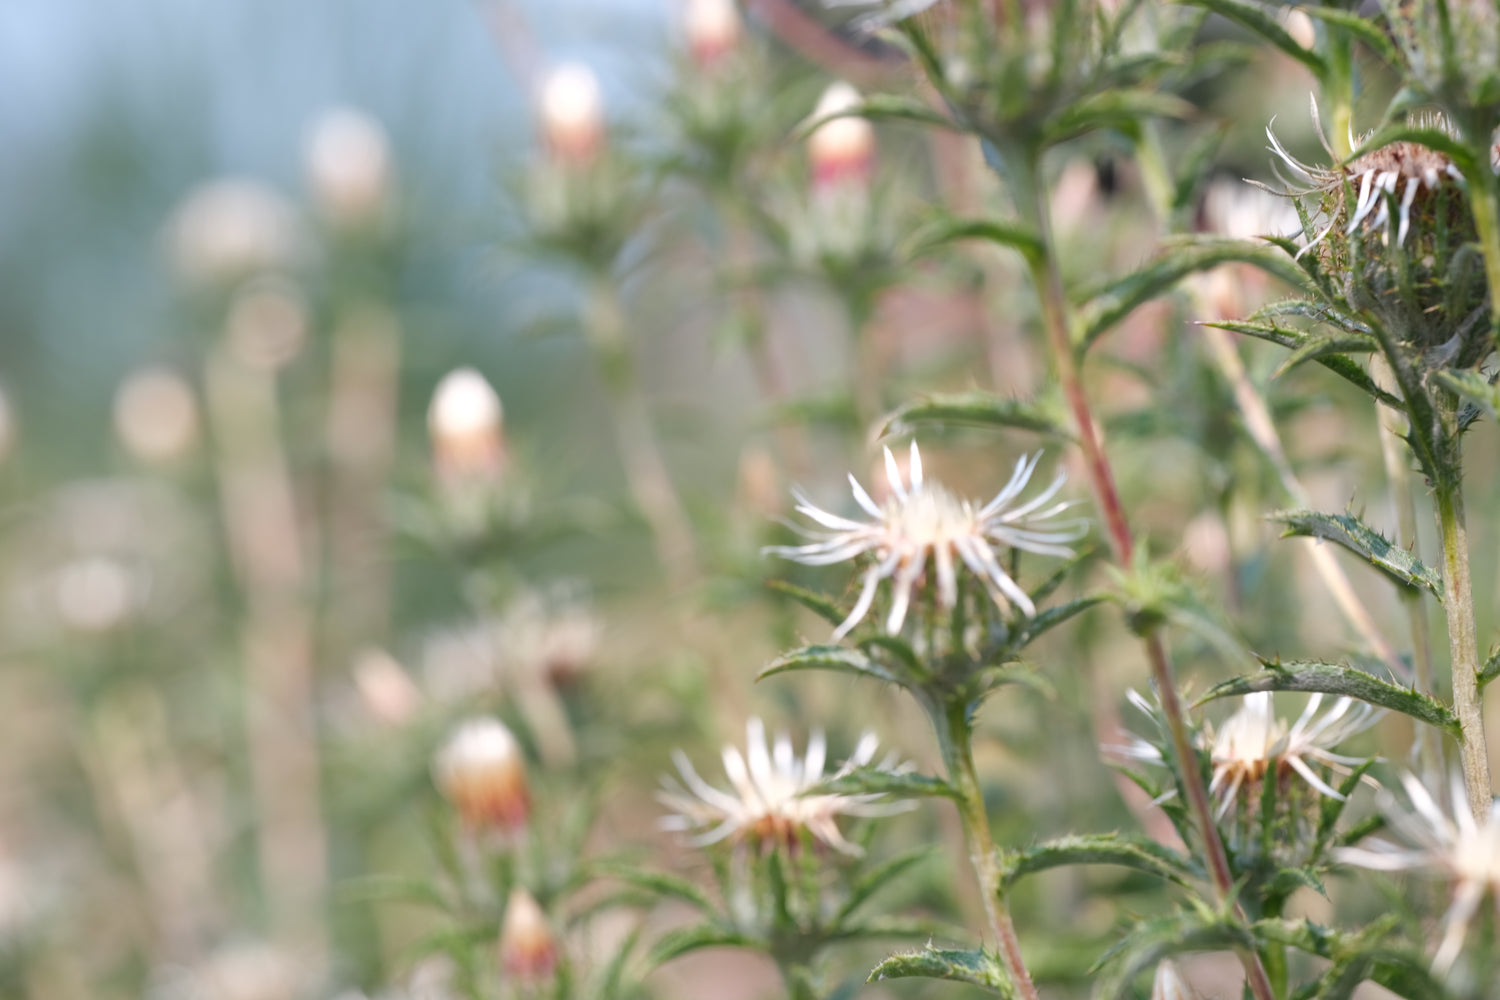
1010, 156, 1277, 1000
1435, 476, 1494, 820
1470, 177, 1500, 340
935, 700, 1041, 1000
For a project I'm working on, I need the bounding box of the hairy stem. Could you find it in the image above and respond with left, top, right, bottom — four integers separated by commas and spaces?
1013, 161, 1276, 1000
1435, 478, 1493, 820
936, 701, 1040, 1000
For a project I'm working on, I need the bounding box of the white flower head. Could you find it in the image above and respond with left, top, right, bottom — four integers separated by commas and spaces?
658, 718, 913, 855
1206, 692, 1377, 818
1337, 772, 1500, 975
767, 442, 1086, 639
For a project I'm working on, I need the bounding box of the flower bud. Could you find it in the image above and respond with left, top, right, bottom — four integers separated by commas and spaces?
167, 179, 302, 288
113, 366, 199, 464
1280, 7, 1316, 50
352, 647, 422, 727
807, 82, 874, 190
539, 63, 605, 166
433, 718, 530, 834
684, 0, 741, 69
304, 107, 393, 229
427, 367, 506, 486
498, 888, 558, 982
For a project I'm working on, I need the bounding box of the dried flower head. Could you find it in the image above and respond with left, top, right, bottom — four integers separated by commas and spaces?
767, 442, 1086, 639
433, 718, 530, 835
1206, 692, 1376, 818
1337, 772, 1500, 975
498, 888, 559, 982
658, 718, 911, 855
539, 63, 605, 166
1267, 104, 1493, 366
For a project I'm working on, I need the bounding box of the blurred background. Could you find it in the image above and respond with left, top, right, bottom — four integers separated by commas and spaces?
1, 1, 1487, 998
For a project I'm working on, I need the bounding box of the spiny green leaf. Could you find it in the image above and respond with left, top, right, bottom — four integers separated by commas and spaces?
1093, 909, 1252, 1000
1269, 509, 1442, 596
1481, 647, 1500, 689
1075, 238, 1307, 354
594, 864, 715, 913
1207, 319, 1403, 408
1299, 6, 1400, 65
1197, 659, 1459, 735
1271, 334, 1380, 380
1434, 369, 1500, 419
972, 661, 1057, 703
765, 580, 847, 628
648, 923, 759, 966
908, 216, 1043, 263
759, 645, 899, 685
868, 946, 1016, 995
997, 832, 1201, 890
1011, 596, 1105, 648
1182, 0, 1328, 75
812, 767, 960, 802
880, 391, 1071, 440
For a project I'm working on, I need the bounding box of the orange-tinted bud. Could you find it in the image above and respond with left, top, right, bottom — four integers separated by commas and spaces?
539, 63, 605, 166
807, 83, 873, 191
433, 718, 530, 834
304, 107, 393, 229
684, 0, 741, 68
498, 888, 558, 982
427, 367, 506, 486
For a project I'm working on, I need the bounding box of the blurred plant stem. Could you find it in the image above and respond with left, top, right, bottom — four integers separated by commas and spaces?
930, 697, 1039, 1000
585, 280, 699, 590
205, 345, 329, 975
1010, 157, 1277, 1000
1199, 324, 1410, 683
1435, 472, 1492, 820
323, 304, 401, 660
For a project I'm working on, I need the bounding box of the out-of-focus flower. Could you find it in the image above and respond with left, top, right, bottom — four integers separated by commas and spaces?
433, 718, 530, 836
1337, 772, 1500, 975
352, 647, 423, 727
166, 179, 303, 288
114, 366, 199, 464
224, 278, 309, 371
427, 367, 506, 487
767, 442, 1086, 638
1280, 7, 1316, 50
1205, 692, 1376, 818
498, 888, 559, 982
539, 63, 605, 166
659, 717, 912, 855
684, 0, 741, 68
807, 82, 874, 191
304, 106, 393, 229
1150, 960, 1199, 1000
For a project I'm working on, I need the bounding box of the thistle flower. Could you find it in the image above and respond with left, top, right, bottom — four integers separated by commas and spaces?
427, 367, 506, 486
658, 718, 911, 855
1336, 772, 1500, 975
807, 82, 874, 191
538, 63, 605, 166
433, 718, 530, 836
684, 0, 741, 68
498, 888, 559, 982
767, 442, 1086, 639
114, 366, 199, 464
303, 106, 393, 229
1205, 692, 1376, 818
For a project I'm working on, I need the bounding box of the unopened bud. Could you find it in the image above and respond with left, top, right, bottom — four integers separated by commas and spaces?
427, 367, 506, 484
685, 0, 741, 68
167, 179, 302, 288
808, 83, 874, 190
352, 647, 423, 727
114, 366, 199, 464
225, 278, 309, 371
498, 888, 558, 982
433, 718, 530, 834
304, 107, 393, 229
539, 63, 605, 166
1281, 7, 1316, 50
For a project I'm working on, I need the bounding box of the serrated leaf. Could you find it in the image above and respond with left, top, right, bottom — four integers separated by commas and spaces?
812, 766, 960, 802
594, 864, 715, 913
879, 392, 1071, 440
647, 923, 759, 966
1183, 0, 1328, 75
868, 946, 1016, 995
998, 832, 1200, 889
1252, 918, 1447, 1000
972, 661, 1057, 702
764, 579, 847, 628
1075, 239, 1307, 354
1269, 509, 1441, 595
1207, 319, 1403, 408
1481, 647, 1500, 689
1093, 910, 1252, 1000
1011, 596, 1105, 647
1299, 6, 1400, 65
1434, 369, 1500, 419
1197, 659, 1459, 735
758, 645, 899, 684
909, 216, 1043, 263
1270, 334, 1379, 380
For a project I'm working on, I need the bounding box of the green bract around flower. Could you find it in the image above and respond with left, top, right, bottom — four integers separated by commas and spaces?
1337, 772, 1500, 975
658, 718, 912, 856
767, 442, 1087, 639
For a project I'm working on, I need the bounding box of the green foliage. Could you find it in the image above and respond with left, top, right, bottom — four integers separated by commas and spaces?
1199, 659, 1461, 735
867, 946, 1018, 995
997, 832, 1201, 890
1269, 509, 1444, 596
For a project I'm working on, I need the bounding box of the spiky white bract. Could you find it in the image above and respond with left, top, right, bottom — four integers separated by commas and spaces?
658, 718, 911, 856
1336, 772, 1500, 975
767, 442, 1086, 639
1206, 692, 1376, 818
